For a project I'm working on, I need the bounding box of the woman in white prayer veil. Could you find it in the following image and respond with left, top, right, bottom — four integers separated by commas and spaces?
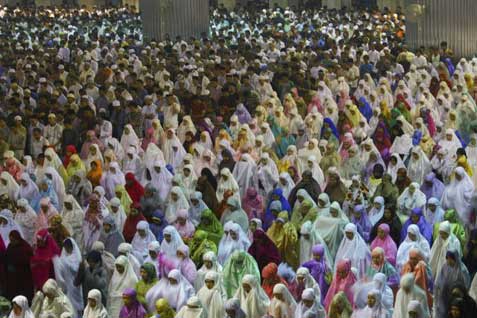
198, 131, 214, 152
314, 202, 348, 259
61, 195, 84, 245
387, 154, 406, 183
195, 251, 223, 291
466, 134, 477, 186
146, 160, 172, 201
177, 116, 196, 143
234, 274, 270, 318
323, 96, 339, 126
100, 162, 125, 200
122, 146, 143, 177
44, 166, 66, 210
0, 209, 23, 246
438, 129, 462, 160
160, 225, 184, 259
298, 139, 322, 173
396, 225, 431, 272
278, 172, 295, 199
9, 295, 35, 318
429, 221, 462, 279
14, 199, 36, 244
53, 238, 84, 315
194, 149, 218, 176
175, 296, 207, 318
352, 289, 389, 318
295, 287, 326, 318
107, 255, 138, 318
85, 144, 104, 171
406, 146, 432, 185
178, 164, 197, 196
108, 198, 127, 232
268, 283, 297, 318
197, 271, 226, 318
216, 168, 240, 202
256, 153, 279, 196
260, 123, 275, 148
0, 171, 19, 202
397, 183, 427, 220
18, 172, 39, 202
335, 223, 371, 279
145, 269, 195, 312
143, 143, 165, 171
360, 138, 381, 165
233, 154, 258, 198
166, 139, 187, 170
354, 273, 394, 313
441, 167, 475, 224
317, 81, 333, 104
218, 222, 251, 265
120, 124, 140, 152
299, 221, 333, 269
105, 138, 125, 162
306, 155, 325, 189
392, 274, 430, 318
131, 220, 157, 263
164, 186, 190, 223
82, 289, 109, 318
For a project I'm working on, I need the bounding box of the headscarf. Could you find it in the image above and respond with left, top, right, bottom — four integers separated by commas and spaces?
9, 295, 34, 318
430, 221, 462, 278
119, 288, 147, 318
18, 172, 39, 202
222, 250, 260, 298
83, 289, 108, 318
370, 224, 397, 266
335, 223, 371, 278
324, 259, 357, 311
125, 172, 144, 205
234, 274, 270, 318
396, 224, 431, 271
30, 229, 61, 290
441, 167, 475, 224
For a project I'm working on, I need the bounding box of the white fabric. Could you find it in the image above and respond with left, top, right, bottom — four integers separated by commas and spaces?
0, 209, 24, 246
234, 274, 270, 318
429, 221, 462, 279
392, 274, 430, 318
131, 220, 156, 263
268, 283, 297, 318
233, 154, 258, 197
441, 166, 475, 223
396, 224, 431, 271
160, 225, 184, 258
217, 222, 251, 265
197, 271, 226, 318
53, 238, 84, 313
216, 168, 240, 202
0, 171, 19, 202
165, 186, 190, 224
335, 223, 371, 278
82, 289, 108, 318
9, 295, 34, 318
406, 146, 431, 185
107, 255, 138, 318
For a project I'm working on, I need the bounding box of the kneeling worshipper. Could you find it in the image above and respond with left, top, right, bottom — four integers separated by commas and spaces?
8, 296, 34, 318
392, 273, 430, 318
370, 223, 398, 267
299, 221, 333, 268
175, 296, 207, 318
366, 247, 399, 289
301, 244, 333, 302
441, 166, 475, 225
107, 255, 139, 318
313, 201, 348, 259
397, 183, 427, 222
434, 249, 471, 318
235, 274, 270, 318
432, 209, 467, 248
354, 272, 394, 313
400, 207, 433, 244
197, 271, 226, 318
396, 224, 431, 272
295, 288, 326, 318
423, 198, 445, 227
83, 289, 109, 318
145, 269, 195, 313
31, 279, 75, 318
324, 259, 357, 312
222, 250, 260, 298
429, 221, 462, 279
218, 221, 251, 265
328, 292, 353, 318
195, 251, 223, 291
401, 248, 433, 307
268, 283, 297, 318
118, 288, 147, 318
352, 289, 390, 318
335, 223, 371, 278
131, 220, 157, 263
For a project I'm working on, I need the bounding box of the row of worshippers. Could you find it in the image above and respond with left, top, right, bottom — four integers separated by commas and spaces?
0, 3, 476, 318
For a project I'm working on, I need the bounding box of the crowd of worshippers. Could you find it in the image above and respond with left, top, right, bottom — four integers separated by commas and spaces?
1, 2, 477, 318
